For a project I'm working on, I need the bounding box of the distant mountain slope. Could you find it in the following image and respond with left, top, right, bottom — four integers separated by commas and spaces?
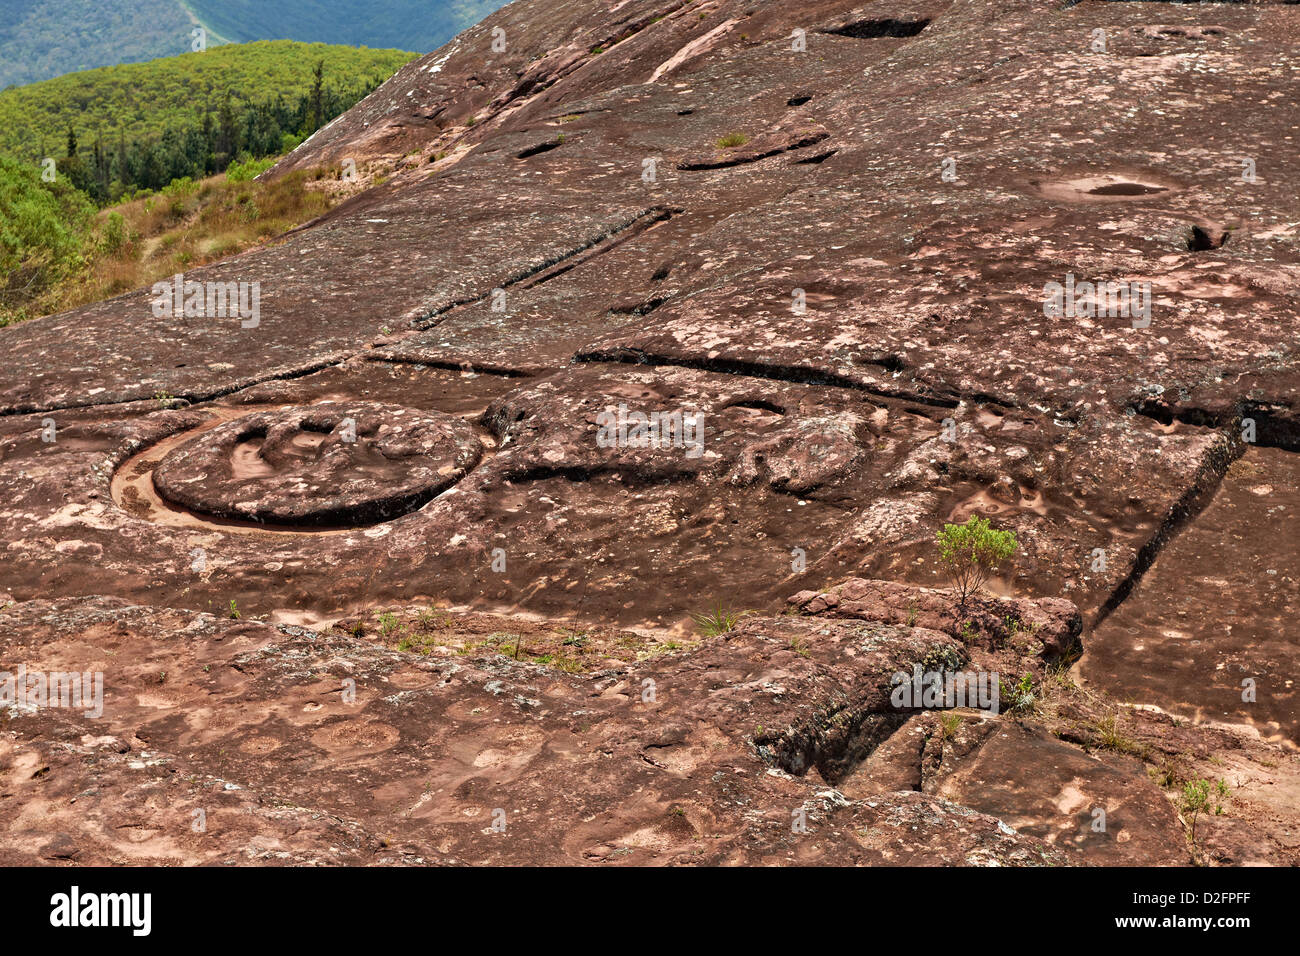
0, 0, 504, 88
187, 1, 505, 51
0, 41, 417, 160
0, 0, 206, 89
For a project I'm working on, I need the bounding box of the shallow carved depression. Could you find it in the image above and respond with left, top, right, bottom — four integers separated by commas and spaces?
150, 402, 483, 527
1033, 171, 1176, 203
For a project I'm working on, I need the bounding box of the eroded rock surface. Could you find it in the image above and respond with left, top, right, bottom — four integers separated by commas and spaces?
1, 0, 1297, 865
0, 597, 1069, 866
152, 402, 483, 526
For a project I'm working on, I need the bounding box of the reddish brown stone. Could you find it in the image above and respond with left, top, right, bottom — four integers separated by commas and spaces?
1, 0, 1297, 866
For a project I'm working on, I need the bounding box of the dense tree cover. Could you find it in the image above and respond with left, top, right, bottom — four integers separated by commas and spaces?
0, 42, 405, 324
0, 153, 97, 322
0, 41, 415, 163
1, 159, 341, 327
0, 0, 502, 88
52, 54, 393, 203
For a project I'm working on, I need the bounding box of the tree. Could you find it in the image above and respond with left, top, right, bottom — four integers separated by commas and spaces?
1181, 778, 1229, 848
307, 59, 325, 134
215, 95, 241, 168
935, 515, 1018, 607
59, 125, 92, 196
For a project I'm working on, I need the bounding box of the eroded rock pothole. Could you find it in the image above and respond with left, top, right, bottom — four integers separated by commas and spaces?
1033, 171, 1178, 203
151, 401, 482, 527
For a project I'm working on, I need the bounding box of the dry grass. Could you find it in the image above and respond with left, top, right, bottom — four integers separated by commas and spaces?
338, 605, 696, 673
61, 168, 337, 312
1226, 456, 1261, 481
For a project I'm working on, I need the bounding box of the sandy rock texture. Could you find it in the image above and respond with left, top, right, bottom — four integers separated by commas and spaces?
1, 0, 1297, 865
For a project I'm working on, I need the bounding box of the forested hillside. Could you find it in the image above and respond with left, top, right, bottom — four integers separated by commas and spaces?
0, 0, 212, 88
0, 0, 503, 87
0, 41, 416, 163
0, 41, 414, 326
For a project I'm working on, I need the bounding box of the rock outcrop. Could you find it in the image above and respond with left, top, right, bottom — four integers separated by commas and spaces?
2, 0, 1297, 865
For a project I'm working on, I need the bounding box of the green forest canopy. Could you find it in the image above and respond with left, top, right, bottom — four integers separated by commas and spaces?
0, 40, 417, 161
0, 0, 201, 89
0, 153, 96, 320
0, 40, 417, 323
0, 0, 503, 89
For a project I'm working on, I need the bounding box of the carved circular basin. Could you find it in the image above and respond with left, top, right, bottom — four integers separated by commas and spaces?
153, 402, 481, 526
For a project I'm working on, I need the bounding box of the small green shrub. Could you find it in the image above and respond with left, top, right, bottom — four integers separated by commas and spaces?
99, 211, 127, 254
1094, 710, 1144, 756
226, 156, 277, 183
936, 515, 1018, 606
939, 712, 963, 740
1000, 673, 1037, 715
1182, 778, 1231, 846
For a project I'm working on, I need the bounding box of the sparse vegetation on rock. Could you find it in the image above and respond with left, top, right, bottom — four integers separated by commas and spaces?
692, 606, 750, 637
1182, 778, 1231, 849
936, 516, 1019, 607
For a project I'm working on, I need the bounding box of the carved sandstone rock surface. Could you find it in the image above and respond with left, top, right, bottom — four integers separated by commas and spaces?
1, 0, 1297, 865
152, 402, 483, 526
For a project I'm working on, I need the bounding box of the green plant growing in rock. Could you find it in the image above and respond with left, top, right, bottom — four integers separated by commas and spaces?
716, 131, 749, 149
1044, 661, 1077, 693
560, 630, 587, 648
1000, 672, 1037, 715
416, 607, 451, 630
936, 515, 1018, 607
1093, 710, 1145, 757
939, 711, 963, 741
1149, 752, 1195, 790
920, 644, 964, 675
377, 612, 401, 638
692, 606, 750, 637
1181, 778, 1231, 847
228, 599, 240, 620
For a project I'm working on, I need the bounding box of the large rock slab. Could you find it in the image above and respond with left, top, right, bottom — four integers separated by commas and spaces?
0, 597, 1067, 865
789, 576, 1083, 662
928, 722, 1188, 866
1, 0, 1298, 866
